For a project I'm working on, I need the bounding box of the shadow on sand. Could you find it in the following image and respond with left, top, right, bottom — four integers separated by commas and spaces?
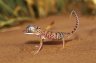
25, 39, 73, 45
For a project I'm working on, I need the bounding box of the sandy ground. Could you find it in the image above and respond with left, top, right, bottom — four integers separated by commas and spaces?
0, 15, 96, 63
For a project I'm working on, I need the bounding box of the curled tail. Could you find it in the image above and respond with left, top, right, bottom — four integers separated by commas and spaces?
66, 10, 79, 38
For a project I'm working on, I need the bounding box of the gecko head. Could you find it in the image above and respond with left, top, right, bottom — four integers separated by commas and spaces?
24, 25, 41, 35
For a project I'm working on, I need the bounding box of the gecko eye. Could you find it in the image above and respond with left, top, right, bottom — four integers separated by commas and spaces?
26, 25, 36, 33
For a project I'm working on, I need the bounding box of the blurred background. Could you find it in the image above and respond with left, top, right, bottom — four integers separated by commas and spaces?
0, 1, 96, 62
0, 0, 96, 29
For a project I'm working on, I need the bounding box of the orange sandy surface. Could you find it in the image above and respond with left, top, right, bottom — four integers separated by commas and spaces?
0, 15, 96, 63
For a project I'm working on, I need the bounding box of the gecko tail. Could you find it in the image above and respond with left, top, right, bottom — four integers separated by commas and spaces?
66, 10, 79, 38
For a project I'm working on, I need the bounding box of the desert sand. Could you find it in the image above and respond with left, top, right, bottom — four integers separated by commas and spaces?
0, 15, 96, 63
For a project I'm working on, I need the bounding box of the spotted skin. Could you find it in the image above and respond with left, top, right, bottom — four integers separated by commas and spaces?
25, 10, 79, 55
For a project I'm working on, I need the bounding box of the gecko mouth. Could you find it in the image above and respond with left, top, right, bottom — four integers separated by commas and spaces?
24, 30, 34, 35
24, 29, 34, 35
24, 28, 34, 34
24, 32, 34, 35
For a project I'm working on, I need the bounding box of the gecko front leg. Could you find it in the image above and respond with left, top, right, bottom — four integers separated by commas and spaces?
34, 39, 43, 55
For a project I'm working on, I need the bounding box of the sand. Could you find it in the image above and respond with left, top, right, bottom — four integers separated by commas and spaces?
0, 15, 96, 63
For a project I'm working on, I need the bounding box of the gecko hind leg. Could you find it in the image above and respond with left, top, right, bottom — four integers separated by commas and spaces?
62, 38, 65, 49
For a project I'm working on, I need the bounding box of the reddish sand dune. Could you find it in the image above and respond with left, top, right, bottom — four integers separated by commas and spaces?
0, 15, 96, 63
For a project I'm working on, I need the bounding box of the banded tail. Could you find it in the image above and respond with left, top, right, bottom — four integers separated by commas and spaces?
66, 10, 79, 38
